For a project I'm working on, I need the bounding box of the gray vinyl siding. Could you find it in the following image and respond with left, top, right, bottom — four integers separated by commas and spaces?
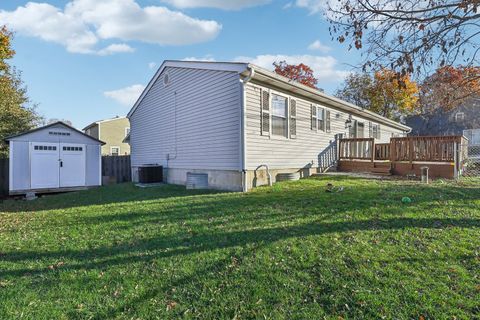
10, 141, 30, 191
245, 82, 405, 170
86, 145, 101, 186
130, 67, 241, 170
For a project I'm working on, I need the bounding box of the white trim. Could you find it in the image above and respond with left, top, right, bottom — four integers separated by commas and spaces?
127, 60, 248, 118
110, 146, 120, 156
98, 145, 102, 186
8, 141, 13, 191
125, 127, 130, 138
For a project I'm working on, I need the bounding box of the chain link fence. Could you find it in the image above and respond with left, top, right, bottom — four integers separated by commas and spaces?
458, 143, 480, 181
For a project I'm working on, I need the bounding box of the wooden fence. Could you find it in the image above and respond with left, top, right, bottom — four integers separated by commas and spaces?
0, 158, 8, 197
102, 155, 131, 183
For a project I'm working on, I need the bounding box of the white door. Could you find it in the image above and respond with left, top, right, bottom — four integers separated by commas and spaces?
30, 142, 60, 189
59, 143, 86, 187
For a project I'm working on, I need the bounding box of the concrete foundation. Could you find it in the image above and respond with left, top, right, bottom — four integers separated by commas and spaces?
132, 166, 243, 191
132, 166, 318, 192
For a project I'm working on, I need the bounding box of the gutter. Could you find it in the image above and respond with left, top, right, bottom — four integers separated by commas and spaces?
248, 64, 411, 132
239, 67, 255, 192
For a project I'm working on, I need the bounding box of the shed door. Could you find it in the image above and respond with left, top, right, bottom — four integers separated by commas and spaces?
30, 143, 60, 189
60, 143, 86, 187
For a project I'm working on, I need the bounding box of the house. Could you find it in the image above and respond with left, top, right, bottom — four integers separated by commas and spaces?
83, 116, 130, 156
5, 121, 104, 195
127, 60, 410, 191
406, 98, 480, 136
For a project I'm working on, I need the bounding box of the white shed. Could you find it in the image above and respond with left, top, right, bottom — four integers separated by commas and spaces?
5, 121, 105, 195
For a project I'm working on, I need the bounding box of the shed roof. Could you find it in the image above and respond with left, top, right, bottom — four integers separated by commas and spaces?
5, 121, 106, 145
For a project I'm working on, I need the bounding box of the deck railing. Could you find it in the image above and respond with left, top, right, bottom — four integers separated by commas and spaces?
390, 136, 462, 163
338, 138, 374, 161
339, 135, 464, 163
374, 143, 390, 160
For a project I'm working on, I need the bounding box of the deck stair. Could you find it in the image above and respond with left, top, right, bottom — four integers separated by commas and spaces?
370, 162, 392, 176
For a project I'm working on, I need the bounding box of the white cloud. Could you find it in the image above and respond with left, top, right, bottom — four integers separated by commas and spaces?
182, 54, 216, 62
104, 84, 146, 106
235, 54, 350, 83
161, 0, 270, 10
148, 62, 157, 69
294, 0, 328, 14
0, 0, 222, 54
97, 43, 135, 56
308, 40, 331, 53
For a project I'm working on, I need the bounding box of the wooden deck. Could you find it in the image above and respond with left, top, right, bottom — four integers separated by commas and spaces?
337, 136, 467, 179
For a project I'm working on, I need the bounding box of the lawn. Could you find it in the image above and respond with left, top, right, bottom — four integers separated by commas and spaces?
0, 176, 479, 319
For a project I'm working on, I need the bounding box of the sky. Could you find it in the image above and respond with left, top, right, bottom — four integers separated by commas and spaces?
0, 0, 362, 129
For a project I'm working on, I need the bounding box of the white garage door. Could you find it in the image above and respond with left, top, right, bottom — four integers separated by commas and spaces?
30, 142, 86, 189
30, 143, 60, 189
60, 144, 86, 187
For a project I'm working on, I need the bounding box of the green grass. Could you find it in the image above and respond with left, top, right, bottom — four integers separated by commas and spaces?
0, 176, 479, 319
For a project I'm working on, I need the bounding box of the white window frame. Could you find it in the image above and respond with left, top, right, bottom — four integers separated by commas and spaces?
268, 90, 290, 139
312, 105, 327, 132
110, 146, 120, 156
455, 112, 465, 122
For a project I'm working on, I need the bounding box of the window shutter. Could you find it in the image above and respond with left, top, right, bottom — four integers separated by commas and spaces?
260, 89, 270, 136
326, 110, 331, 133
311, 105, 317, 131
369, 122, 373, 138
290, 99, 297, 139
377, 125, 381, 139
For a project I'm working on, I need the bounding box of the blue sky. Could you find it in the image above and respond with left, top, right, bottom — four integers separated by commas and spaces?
1, 0, 361, 128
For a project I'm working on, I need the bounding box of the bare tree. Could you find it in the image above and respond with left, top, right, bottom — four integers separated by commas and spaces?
327, 1, 480, 78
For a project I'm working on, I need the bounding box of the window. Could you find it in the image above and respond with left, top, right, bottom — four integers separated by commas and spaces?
311, 105, 329, 132
271, 94, 288, 137
370, 123, 381, 139
34, 145, 57, 151
48, 131, 70, 136
63, 146, 82, 151
110, 146, 120, 156
125, 127, 130, 137
455, 112, 465, 122
317, 107, 325, 131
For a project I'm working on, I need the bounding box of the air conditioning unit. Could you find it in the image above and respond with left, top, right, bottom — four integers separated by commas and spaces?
138, 165, 163, 183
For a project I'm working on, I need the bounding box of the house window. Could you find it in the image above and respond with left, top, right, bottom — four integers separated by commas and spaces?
370, 123, 381, 139
125, 127, 130, 137
271, 94, 288, 137
311, 106, 329, 132
455, 112, 465, 122
110, 146, 120, 156
317, 107, 325, 131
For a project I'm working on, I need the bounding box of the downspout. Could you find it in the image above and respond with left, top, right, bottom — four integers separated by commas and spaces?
239, 67, 255, 192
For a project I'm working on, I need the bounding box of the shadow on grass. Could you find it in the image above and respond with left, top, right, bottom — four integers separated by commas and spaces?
1, 216, 479, 278
0, 183, 222, 213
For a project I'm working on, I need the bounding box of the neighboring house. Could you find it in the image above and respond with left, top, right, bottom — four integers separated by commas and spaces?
83, 117, 130, 156
127, 60, 410, 191
406, 98, 480, 136
5, 121, 104, 195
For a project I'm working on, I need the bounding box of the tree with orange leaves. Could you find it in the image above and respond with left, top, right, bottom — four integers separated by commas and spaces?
335, 69, 420, 121
368, 69, 420, 120
0, 26, 42, 156
273, 61, 318, 89
420, 66, 480, 113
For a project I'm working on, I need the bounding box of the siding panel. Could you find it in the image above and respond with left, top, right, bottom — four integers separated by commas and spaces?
130, 67, 241, 170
